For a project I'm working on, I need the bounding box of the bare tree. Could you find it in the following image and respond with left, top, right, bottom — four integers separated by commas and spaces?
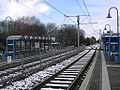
45, 22, 58, 37
9, 16, 46, 36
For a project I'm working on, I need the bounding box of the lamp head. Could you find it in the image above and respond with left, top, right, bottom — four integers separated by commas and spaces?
104, 27, 107, 30
106, 13, 112, 18
107, 31, 110, 33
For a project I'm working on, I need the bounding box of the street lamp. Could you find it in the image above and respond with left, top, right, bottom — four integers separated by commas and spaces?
106, 7, 119, 63
4, 16, 14, 60
104, 24, 112, 63
5, 16, 13, 32
106, 7, 119, 35
104, 24, 111, 33
103, 24, 111, 36
3, 16, 13, 60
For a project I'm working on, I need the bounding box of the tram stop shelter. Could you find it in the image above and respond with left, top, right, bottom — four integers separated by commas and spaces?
101, 33, 120, 63
3, 35, 58, 60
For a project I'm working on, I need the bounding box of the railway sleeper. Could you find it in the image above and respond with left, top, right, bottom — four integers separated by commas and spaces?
0, 49, 81, 87
31, 50, 92, 90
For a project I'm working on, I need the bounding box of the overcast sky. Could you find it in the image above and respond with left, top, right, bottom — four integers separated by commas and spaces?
0, 0, 120, 39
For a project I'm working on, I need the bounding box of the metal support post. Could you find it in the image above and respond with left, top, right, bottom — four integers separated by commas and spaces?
5, 39, 8, 60
29, 39, 32, 55
20, 54, 24, 76
77, 15, 80, 47
66, 15, 80, 47
13, 39, 16, 60
108, 37, 111, 63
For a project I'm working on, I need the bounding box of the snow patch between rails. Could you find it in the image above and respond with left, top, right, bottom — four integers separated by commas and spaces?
1, 51, 87, 90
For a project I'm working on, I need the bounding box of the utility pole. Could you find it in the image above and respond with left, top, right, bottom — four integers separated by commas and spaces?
66, 15, 80, 47
66, 15, 96, 47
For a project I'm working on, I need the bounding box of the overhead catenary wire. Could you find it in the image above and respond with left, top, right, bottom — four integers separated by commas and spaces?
43, 0, 66, 17
42, 0, 77, 24
81, 0, 94, 23
75, 0, 91, 23
75, 0, 86, 15
74, 0, 98, 34
80, 16, 89, 23
81, 0, 90, 17
81, 0, 99, 34
13, 0, 60, 23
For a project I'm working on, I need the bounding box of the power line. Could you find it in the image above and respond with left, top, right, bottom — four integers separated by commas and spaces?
81, 0, 93, 24
75, 0, 93, 24
42, 0, 77, 24
75, 0, 98, 34
81, 0, 90, 16
43, 0, 66, 16
75, 0, 92, 22
81, 0, 93, 23
75, 0, 91, 24
13, 0, 60, 23
75, 0, 86, 15
81, 0, 99, 34
80, 16, 88, 23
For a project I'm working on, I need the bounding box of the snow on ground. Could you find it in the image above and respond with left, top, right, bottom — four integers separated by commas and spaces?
1, 59, 72, 90
0, 50, 73, 83
1, 50, 86, 90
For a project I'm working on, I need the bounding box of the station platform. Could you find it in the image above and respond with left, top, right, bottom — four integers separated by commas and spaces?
79, 50, 120, 90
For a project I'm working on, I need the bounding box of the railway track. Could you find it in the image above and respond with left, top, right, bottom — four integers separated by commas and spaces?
31, 50, 96, 90
0, 47, 84, 87
0, 47, 78, 71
